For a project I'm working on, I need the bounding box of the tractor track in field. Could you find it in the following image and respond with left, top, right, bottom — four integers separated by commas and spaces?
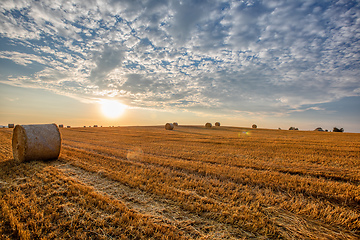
57, 146, 360, 239
61, 141, 360, 185
49, 160, 258, 239
50, 155, 359, 240
61, 144, 360, 209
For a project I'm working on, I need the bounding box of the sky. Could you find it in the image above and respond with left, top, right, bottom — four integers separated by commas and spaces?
0, 0, 359, 132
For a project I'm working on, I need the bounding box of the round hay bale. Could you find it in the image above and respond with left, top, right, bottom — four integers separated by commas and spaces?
215, 122, 220, 127
252, 124, 257, 129
165, 123, 174, 130
8, 124, 15, 128
173, 122, 179, 126
58, 124, 64, 128
205, 122, 212, 128
12, 124, 61, 163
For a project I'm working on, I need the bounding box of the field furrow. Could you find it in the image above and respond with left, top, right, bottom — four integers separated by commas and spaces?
51, 160, 257, 239
59, 141, 360, 237
59, 146, 279, 237
61, 141, 360, 212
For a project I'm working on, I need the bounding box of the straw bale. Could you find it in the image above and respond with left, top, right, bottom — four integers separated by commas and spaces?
173, 122, 179, 126
252, 124, 257, 129
215, 122, 220, 127
165, 123, 174, 130
12, 124, 61, 163
8, 124, 15, 128
59, 124, 64, 128
205, 122, 212, 128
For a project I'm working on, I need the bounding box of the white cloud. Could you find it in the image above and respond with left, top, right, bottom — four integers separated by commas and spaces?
0, 51, 48, 65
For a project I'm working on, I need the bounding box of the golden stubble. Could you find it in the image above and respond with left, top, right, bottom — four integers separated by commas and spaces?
0, 126, 359, 239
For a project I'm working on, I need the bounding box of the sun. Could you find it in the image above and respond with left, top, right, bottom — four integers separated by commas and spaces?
100, 99, 126, 119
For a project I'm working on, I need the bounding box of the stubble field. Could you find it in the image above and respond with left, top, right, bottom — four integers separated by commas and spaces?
0, 125, 359, 239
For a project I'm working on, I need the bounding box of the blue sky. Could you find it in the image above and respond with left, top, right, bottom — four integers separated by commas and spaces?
0, 0, 359, 132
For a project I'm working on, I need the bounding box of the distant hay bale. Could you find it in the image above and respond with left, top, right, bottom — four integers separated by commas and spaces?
67, 126, 71, 128
215, 122, 220, 127
94, 125, 98, 127
252, 124, 257, 129
173, 122, 179, 126
58, 124, 64, 128
205, 122, 212, 128
333, 127, 344, 132
8, 124, 15, 128
12, 124, 61, 163
165, 123, 174, 130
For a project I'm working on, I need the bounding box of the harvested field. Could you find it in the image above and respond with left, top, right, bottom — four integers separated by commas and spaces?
1, 126, 360, 239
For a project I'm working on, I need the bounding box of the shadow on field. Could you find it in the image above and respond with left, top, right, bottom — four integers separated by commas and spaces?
0, 158, 60, 181
0, 158, 17, 172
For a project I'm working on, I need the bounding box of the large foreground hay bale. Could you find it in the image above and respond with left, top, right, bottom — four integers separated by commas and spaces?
12, 124, 61, 163
165, 123, 174, 130
205, 122, 212, 128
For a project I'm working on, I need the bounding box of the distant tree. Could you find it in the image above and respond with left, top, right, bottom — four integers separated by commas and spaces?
289, 127, 298, 130
333, 127, 344, 132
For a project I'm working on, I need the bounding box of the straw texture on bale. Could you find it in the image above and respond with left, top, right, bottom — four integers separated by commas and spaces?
165, 123, 174, 130
215, 122, 220, 127
205, 123, 212, 128
12, 124, 61, 163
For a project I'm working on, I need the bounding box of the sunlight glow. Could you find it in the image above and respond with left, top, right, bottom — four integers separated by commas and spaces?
100, 99, 126, 119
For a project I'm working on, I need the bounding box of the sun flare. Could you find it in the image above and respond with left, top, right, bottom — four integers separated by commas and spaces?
100, 99, 126, 119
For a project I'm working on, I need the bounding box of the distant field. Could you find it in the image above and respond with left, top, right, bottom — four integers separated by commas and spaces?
1, 126, 359, 239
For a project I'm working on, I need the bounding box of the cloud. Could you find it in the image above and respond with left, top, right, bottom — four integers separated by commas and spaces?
89, 46, 124, 87
0, 0, 359, 117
